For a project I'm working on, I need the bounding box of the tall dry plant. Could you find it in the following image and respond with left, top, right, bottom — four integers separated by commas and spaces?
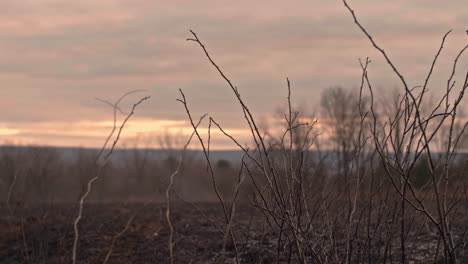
71, 91, 149, 264
181, 0, 468, 259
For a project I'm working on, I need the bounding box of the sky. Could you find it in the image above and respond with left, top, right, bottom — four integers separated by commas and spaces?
0, 0, 467, 150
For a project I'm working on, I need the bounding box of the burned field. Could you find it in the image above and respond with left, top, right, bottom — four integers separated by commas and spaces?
2, 202, 271, 264
1, 201, 468, 263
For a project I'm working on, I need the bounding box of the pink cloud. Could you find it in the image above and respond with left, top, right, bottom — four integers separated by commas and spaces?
0, 0, 466, 149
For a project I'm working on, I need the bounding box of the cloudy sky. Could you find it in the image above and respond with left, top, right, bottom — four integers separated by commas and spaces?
0, 0, 467, 149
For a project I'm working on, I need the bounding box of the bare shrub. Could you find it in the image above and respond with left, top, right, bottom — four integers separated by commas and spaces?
182, 4, 468, 259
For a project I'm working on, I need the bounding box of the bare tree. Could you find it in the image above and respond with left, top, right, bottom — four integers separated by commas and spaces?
22, 147, 61, 203
0, 146, 24, 202
320, 86, 367, 183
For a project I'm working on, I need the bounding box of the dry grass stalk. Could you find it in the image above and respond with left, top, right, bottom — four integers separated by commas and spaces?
72, 92, 149, 264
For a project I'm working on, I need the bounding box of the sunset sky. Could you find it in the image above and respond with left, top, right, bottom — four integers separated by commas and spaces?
1, 0, 467, 149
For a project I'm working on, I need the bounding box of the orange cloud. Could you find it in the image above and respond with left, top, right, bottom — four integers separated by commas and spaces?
0, 0, 466, 150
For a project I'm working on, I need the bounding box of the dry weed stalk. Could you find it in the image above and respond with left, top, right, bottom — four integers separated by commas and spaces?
101, 113, 206, 264
6, 169, 19, 218
177, 88, 242, 263
102, 215, 135, 264
72, 91, 149, 264
165, 113, 206, 264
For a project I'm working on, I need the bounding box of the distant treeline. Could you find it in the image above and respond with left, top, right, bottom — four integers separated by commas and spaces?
0, 145, 466, 203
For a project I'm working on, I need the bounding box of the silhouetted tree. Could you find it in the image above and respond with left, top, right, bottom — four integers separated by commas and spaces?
320, 86, 364, 176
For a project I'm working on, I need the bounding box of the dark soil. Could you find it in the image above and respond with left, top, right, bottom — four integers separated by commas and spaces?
1, 202, 275, 264
1, 202, 467, 263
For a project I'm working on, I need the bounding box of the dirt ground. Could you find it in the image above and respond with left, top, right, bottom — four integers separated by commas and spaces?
1, 202, 275, 264
1, 202, 467, 263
